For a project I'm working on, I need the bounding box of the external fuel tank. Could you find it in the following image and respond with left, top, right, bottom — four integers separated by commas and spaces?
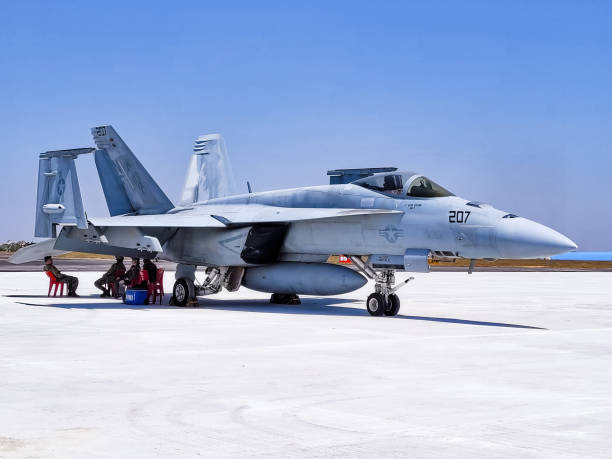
242, 262, 367, 295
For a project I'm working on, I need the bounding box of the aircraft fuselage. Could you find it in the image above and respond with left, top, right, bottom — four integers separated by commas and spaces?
160, 184, 576, 266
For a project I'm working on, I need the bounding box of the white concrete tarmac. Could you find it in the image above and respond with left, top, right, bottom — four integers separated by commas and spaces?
0, 271, 611, 458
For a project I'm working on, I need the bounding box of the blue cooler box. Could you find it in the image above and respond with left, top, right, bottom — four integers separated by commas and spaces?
124, 289, 148, 305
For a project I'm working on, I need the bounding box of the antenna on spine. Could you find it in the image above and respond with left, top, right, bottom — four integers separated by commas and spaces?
247, 181, 253, 194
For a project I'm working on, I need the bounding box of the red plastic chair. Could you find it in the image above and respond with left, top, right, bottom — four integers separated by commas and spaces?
45, 271, 65, 297
137, 269, 164, 304
150, 268, 164, 304
133, 269, 150, 303
105, 279, 118, 297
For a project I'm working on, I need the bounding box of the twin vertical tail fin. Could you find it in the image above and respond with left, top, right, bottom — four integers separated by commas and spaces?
34, 148, 93, 237
34, 124, 210, 239
33, 125, 173, 238
179, 134, 237, 205
92, 125, 174, 216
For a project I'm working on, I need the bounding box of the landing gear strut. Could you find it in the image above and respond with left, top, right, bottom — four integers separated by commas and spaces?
349, 257, 414, 317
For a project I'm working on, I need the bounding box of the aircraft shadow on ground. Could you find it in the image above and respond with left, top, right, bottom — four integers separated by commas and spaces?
206, 300, 546, 329
7, 295, 545, 329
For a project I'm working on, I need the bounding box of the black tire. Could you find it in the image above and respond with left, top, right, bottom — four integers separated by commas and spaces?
366, 293, 386, 316
384, 294, 400, 316
173, 278, 193, 307
270, 293, 301, 305
270, 293, 281, 304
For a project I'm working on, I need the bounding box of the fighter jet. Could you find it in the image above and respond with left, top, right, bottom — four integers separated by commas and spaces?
11, 125, 577, 316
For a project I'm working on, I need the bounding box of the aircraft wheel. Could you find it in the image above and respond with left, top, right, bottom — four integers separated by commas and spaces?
173, 278, 194, 307
366, 293, 385, 316
270, 293, 301, 305
384, 294, 400, 316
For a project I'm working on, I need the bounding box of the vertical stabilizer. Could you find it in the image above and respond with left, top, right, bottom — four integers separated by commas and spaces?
180, 134, 237, 205
92, 126, 173, 215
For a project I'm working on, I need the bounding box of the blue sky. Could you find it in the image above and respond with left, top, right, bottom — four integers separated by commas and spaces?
1, 1, 611, 250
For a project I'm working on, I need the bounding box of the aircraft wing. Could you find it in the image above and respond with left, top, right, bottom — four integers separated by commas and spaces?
212, 206, 403, 226
88, 205, 402, 228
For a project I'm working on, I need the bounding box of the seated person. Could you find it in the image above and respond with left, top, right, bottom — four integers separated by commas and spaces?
94, 256, 126, 298
143, 258, 158, 285
122, 258, 143, 288
43, 256, 79, 297
142, 258, 159, 303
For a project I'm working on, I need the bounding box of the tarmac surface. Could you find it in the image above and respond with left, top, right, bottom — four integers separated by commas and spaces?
0, 270, 611, 458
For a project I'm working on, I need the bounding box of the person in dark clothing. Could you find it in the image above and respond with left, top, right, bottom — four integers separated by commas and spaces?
94, 256, 126, 297
123, 258, 142, 288
43, 256, 79, 297
143, 258, 158, 284
142, 259, 159, 304
117, 258, 145, 299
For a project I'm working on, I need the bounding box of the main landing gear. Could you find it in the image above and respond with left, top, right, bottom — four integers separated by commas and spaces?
349, 257, 414, 317
270, 293, 301, 305
171, 265, 243, 307
172, 277, 196, 307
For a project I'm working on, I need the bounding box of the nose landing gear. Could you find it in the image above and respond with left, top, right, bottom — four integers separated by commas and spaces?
349, 257, 413, 317
370, 270, 411, 317
366, 292, 402, 316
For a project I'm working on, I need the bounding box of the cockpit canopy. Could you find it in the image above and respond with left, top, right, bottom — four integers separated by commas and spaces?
352, 171, 454, 198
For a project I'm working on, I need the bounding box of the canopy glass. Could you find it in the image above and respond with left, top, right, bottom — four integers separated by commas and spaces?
352, 172, 454, 198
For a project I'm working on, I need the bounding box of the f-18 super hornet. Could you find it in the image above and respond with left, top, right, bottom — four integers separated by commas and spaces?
11, 125, 577, 316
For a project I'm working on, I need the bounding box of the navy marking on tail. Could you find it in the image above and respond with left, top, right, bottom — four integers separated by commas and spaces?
92, 126, 173, 216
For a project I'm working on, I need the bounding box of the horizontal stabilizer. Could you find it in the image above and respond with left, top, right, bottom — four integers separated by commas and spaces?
8, 239, 69, 264
54, 227, 159, 259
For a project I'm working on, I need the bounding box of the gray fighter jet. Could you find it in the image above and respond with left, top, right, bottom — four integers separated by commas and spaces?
11, 125, 577, 316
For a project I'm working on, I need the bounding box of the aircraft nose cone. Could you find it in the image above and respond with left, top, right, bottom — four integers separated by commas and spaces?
496, 218, 577, 259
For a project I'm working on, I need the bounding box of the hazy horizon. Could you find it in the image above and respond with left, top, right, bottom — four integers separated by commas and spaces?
2, 1, 611, 250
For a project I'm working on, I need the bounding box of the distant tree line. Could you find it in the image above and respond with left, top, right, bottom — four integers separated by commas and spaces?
0, 241, 34, 252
